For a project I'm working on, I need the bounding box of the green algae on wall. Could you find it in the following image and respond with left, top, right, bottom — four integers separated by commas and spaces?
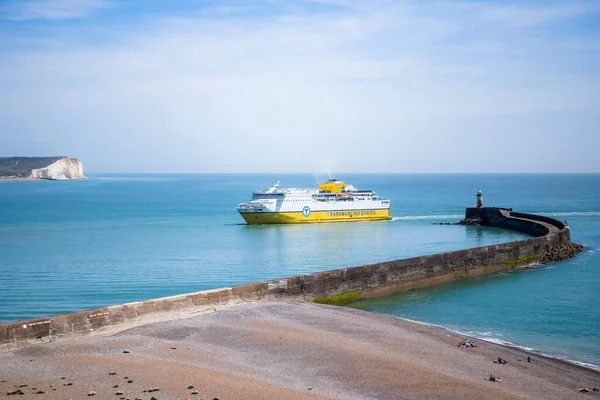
504, 254, 541, 268
313, 290, 363, 306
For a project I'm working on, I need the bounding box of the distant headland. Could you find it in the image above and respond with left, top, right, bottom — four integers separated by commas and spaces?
0, 156, 85, 181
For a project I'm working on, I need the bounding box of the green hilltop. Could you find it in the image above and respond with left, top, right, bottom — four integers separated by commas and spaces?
0, 157, 64, 177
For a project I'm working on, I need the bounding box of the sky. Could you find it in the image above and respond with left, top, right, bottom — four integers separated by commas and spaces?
0, 0, 599, 173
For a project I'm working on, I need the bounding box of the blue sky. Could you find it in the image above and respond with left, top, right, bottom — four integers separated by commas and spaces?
1, 0, 599, 173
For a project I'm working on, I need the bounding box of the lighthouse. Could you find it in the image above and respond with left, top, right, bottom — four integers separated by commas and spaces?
476, 190, 483, 208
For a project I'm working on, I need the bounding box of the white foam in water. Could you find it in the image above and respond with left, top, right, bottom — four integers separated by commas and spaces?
394, 316, 448, 329
568, 360, 600, 372
390, 316, 600, 372
536, 211, 600, 217
393, 211, 600, 222
475, 337, 600, 372
392, 214, 462, 221
450, 332, 600, 371
467, 331, 496, 337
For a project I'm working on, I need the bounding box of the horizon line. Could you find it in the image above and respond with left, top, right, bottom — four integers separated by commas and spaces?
84, 171, 600, 175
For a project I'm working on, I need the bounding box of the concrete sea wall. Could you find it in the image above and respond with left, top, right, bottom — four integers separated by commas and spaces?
0, 208, 578, 346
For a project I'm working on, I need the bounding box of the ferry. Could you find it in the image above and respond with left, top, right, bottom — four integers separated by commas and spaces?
236, 178, 392, 224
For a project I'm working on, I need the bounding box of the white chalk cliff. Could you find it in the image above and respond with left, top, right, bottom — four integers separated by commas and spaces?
28, 157, 85, 180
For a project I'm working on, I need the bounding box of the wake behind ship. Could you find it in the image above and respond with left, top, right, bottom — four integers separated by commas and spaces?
236, 178, 392, 225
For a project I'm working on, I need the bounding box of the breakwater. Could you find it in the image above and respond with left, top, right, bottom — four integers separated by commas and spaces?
0, 208, 582, 346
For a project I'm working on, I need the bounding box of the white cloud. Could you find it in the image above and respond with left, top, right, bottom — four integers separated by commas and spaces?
0, 0, 599, 172
3, 0, 112, 20
478, 1, 600, 27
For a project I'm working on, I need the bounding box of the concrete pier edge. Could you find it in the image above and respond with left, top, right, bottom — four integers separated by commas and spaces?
0, 207, 581, 347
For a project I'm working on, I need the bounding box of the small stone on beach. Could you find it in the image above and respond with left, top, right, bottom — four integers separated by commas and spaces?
458, 339, 476, 348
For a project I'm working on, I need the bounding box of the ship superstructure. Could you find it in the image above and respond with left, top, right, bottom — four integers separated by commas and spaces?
236, 178, 392, 224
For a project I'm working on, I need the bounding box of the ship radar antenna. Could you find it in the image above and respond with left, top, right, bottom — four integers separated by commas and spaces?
265, 181, 280, 194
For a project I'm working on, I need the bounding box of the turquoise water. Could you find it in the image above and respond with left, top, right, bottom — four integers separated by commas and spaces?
0, 174, 598, 367
347, 175, 600, 368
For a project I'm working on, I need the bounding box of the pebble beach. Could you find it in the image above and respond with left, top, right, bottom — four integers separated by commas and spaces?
1, 302, 598, 400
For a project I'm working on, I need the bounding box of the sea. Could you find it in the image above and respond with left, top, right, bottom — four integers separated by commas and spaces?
0, 174, 598, 368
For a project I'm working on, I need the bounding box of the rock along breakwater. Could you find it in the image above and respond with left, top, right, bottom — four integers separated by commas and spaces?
0, 207, 583, 347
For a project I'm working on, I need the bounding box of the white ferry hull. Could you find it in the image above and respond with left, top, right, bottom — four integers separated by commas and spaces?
236, 179, 392, 225
239, 208, 392, 225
